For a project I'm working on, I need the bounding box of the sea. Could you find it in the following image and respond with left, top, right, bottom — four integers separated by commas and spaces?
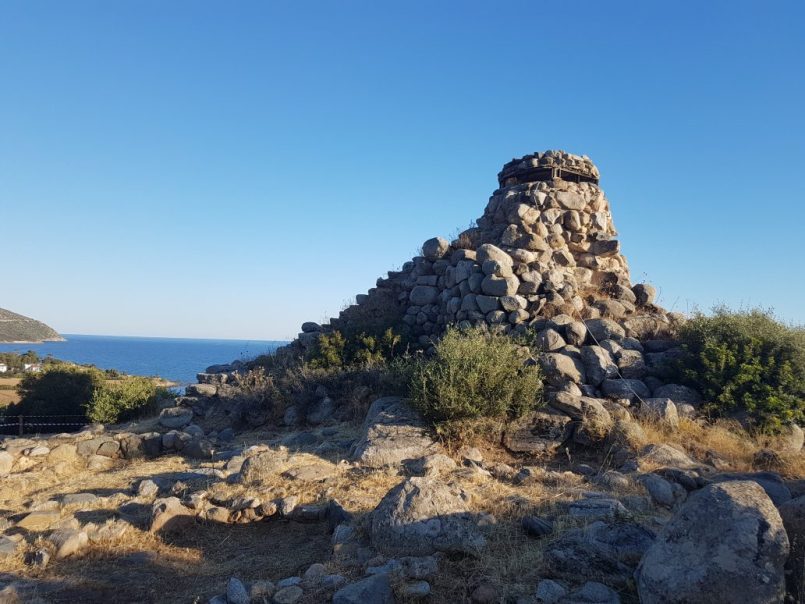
0, 334, 286, 386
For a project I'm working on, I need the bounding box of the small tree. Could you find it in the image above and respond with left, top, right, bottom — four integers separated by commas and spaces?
14, 365, 105, 417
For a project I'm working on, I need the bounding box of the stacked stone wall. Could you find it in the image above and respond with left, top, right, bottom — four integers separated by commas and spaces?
295, 150, 674, 351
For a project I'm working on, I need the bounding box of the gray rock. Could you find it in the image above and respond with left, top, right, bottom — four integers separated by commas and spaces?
0, 535, 20, 558
0, 451, 13, 476
565, 321, 587, 346
535, 579, 568, 603
301, 322, 321, 333
778, 495, 805, 601
503, 409, 573, 455
775, 423, 804, 452
632, 283, 657, 306
555, 190, 586, 210
48, 529, 89, 559
541, 353, 586, 386
351, 397, 440, 468
476, 244, 513, 267
585, 319, 625, 342
537, 329, 566, 352
652, 383, 702, 405
637, 473, 676, 508
544, 525, 636, 589
616, 349, 646, 379
272, 585, 303, 604
638, 398, 679, 429
333, 574, 394, 604
422, 237, 450, 261
225, 577, 249, 604
406, 453, 457, 477
568, 498, 627, 521
709, 471, 791, 506
596, 470, 630, 490
481, 274, 519, 297
409, 286, 439, 306
637, 481, 788, 604
371, 477, 486, 555
60, 492, 98, 507
159, 407, 194, 429
581, 346, 618, 386
238, 450, 289, 483
601, 379, 650, 401
637, 443, 698, 469
475, 295, 500, 314
561, 581, 620, 603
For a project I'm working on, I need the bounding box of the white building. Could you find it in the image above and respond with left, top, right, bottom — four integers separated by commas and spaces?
0, 363, 7, 373
23, 363, 42, 373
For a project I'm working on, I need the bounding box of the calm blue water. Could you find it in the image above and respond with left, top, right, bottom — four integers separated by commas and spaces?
0, 334, 285, 385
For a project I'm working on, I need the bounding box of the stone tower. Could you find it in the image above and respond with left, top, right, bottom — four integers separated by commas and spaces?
296, 150, 672, 350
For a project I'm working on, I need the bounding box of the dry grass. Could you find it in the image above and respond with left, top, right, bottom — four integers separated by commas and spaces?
635, 417, 805, 477
3, 412, 803, 603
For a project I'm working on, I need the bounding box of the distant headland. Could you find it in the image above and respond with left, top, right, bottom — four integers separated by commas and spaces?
0, 307, 64, 343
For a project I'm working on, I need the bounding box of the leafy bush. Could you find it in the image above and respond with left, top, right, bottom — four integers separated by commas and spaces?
672, 307, 805, 430
86, 377, 166, 424
12, 365, 168, 425
408, 327, 542, 423
308, 328, 404, 369
14, 365, 105, 417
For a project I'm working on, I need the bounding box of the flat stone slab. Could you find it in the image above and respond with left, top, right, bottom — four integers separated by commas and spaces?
351, 397, 440, 468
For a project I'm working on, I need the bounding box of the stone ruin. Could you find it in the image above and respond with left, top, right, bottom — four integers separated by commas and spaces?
292, 149, 679, 355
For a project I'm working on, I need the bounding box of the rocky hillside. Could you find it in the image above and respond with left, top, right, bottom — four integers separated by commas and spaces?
0, 308, 63, 343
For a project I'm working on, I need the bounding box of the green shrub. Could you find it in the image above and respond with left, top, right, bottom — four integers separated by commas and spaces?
12, 366, 169, 425
14, 365, 105, 417
86, 377, 165, 424
308, 328, 404, 369
408, 326, 542, 423
309, 331, 347, 369
672, 307, 805, 430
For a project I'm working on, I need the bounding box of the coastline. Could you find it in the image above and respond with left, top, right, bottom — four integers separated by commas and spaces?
0, 337, 66, 344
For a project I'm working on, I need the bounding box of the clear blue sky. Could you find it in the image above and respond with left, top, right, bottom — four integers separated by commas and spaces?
1, 1, 803, 340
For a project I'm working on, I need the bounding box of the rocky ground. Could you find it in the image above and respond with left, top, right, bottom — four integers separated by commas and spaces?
1, 376, 804, 604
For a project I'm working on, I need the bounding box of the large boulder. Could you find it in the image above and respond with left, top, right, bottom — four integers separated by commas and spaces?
409, 286, 439, 306
638, 398, 679, 429
351, 397, 440, 468
158, 407, 193, 429
370, 477, 486, 555
637, 481, 789, 604
778, 495, 805, 601
581, 346, 618, 386
544, 520, 652, 589
149, 497, 195, 534
422, 237, 450, 261
709, 471, 791, 506
502, 409, 573, 455
541, 353, 586, 386
239, 449, 289, 483
652, 383, 702, 405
